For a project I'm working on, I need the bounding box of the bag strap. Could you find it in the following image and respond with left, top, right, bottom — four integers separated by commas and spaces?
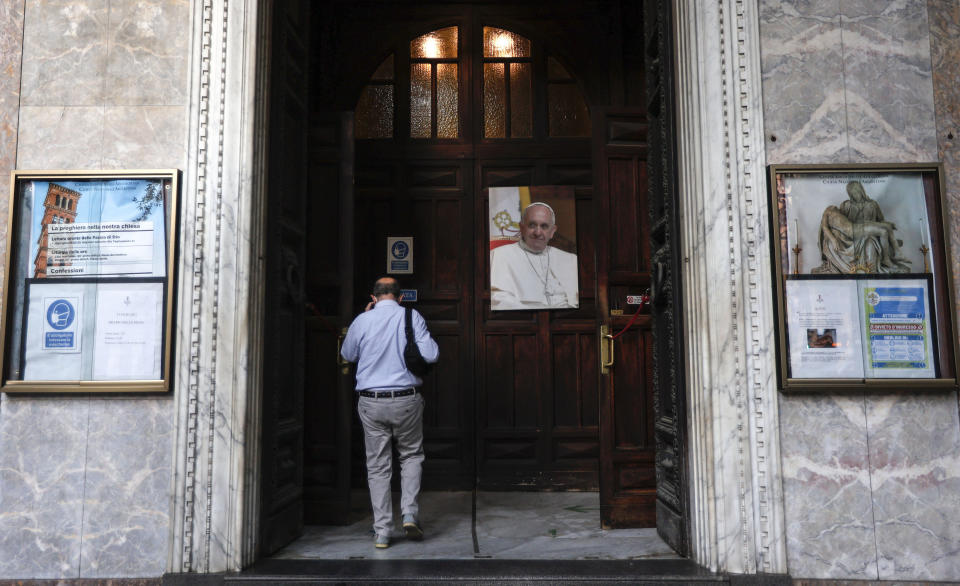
404, 306, 415, 344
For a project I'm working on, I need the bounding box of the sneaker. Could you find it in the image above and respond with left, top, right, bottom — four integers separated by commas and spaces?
402, 514, 423, 540
374, 533, 390, 549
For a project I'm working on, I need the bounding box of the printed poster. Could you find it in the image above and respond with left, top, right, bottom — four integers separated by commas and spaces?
861, 280, 934, 378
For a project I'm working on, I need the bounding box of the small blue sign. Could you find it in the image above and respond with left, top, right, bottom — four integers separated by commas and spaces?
387, 237, 413, 274
46, 299, 75, 330
45, 332, 75, 348
391, 240, 410, 259
400, 289, 418, 302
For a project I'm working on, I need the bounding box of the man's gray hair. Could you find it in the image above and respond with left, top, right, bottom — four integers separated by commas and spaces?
522, 202, 556, 226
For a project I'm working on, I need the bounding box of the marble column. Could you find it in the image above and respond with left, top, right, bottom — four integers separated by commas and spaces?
169, 0, 269, 573
674, 0, 787, 575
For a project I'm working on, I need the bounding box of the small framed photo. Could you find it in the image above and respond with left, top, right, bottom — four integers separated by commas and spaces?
769, 163, 959, 392
1, 170, 179, 393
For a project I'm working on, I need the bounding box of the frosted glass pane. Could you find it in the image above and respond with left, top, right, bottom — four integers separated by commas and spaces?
437, 63, 459, 138
547, 56, 571, 80
411, 63, 432, 138
355, 84, 394, 138
548, 83, 591, 137
411, 26, 458, 59
510, 63, 532, 138
483, 27, 531, 58
483, 63, 505, 138
371, 55, 394, 80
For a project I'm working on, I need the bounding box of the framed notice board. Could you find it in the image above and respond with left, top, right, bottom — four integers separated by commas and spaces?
769, 163, 959, 392
1, 170, 179, 393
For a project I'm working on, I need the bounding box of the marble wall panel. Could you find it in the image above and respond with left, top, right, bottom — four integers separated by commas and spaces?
79, 399, 173, 577
16, 106, 104, 168
866, 392, 960, 580
0, 397, 89, 579
1, 0, 192, 580
0, 0, 24, 292
20, 0, 108, 106
778, 394, 877, 579
759, 0, 848, 164
765, 0, 960, 581
102, 106, 186, 169
928, 0, 960, 325
106, 0, 189, 106
841, 0, 938, 162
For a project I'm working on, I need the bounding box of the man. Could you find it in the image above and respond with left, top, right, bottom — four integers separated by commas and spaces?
340, 277, 439, 549
490, 202, 579, 310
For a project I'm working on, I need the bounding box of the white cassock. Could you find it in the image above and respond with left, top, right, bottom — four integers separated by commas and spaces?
490, 242, 579, 310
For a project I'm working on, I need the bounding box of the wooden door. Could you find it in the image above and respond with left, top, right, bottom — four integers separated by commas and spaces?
475, 148, 598, 491
260, 0, 310, 554
594, 108, 657, 527
347, 15, 602, 492
298, 6, 670, 530
352, 150, 477, 491
643, 0, 689, 553
302, 111, 355, 524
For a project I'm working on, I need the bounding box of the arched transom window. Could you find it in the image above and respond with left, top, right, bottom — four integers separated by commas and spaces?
355, 25, 590, 140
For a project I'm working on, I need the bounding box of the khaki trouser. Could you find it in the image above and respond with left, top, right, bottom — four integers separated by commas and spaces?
357, 393, 425, 537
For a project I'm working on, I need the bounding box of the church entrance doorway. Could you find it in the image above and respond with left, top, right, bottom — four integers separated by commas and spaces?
258, 0, 686, 560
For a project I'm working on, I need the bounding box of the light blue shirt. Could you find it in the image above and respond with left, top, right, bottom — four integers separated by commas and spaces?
340, 299, 439, 391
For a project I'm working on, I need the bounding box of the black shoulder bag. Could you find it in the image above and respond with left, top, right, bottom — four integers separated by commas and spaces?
403, 306, 434, 377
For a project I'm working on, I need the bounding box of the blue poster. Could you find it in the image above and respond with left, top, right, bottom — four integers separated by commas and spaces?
862, 282, 933, 377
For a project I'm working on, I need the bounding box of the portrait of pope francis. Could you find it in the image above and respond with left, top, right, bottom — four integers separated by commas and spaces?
490, 201, 579, 310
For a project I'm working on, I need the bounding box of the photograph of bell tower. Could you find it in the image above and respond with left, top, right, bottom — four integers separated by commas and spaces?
32, 182, 81, 278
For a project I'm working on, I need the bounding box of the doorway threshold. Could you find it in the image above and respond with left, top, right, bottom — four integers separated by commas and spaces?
274, 491, 679, 561
231, 558, 721, 585
207, 492, 729, 585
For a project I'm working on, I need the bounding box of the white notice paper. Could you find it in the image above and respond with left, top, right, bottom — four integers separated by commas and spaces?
92, 286, 163, 380
47, 221, 154, 277
786, 279, 864, 379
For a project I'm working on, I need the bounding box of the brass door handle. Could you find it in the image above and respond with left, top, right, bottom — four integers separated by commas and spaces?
337, 327, 350, 374
600, 324, 614, 374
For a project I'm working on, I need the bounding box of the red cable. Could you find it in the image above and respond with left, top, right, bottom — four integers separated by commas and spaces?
608, 297, 647, 340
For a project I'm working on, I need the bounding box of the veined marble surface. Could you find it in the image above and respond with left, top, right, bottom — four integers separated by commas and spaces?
762, 0, 960, 580
273, 491, 677, 561
760, 0, 848, 163
0, 0, 23, 281
929, 0, 960, 333
842, 0, 937, 162
778, 394, 877, 579
0, 0, 188, 578
0, 398, 89, 578
868, 393, 960, 579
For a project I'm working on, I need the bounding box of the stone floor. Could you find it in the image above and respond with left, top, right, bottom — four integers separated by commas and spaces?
273, 491, 680, 560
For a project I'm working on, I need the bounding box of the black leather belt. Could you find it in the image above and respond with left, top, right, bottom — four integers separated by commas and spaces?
358, 388, 418, 398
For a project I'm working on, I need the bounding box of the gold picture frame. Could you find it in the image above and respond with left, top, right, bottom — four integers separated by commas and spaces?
1, 170, 179, 393
769, 163, 959, 392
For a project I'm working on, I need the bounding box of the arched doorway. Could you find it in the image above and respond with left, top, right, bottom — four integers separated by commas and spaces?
259, 0, 686, 559
349, 20, 596, 494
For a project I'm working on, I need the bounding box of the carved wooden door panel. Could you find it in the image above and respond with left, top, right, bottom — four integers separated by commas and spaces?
351, 152, 477, 490
475, 152, 598, 491
302, 111, 355, 524
260, 0, 310, 554
644, 0, 689, 554
594, 107, 658, 528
